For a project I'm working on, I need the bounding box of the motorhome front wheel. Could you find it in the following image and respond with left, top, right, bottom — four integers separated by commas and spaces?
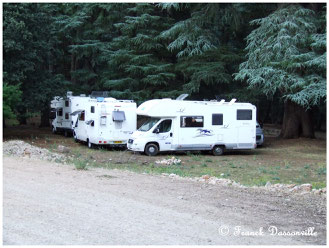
145, 143, 159, 156
212, 146, 224, 156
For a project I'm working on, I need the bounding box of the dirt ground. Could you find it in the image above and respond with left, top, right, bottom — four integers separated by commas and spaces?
3, 125, 327, 187
3, 155, 326, 245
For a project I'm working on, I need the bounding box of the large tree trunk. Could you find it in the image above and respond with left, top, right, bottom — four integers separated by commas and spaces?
281, 100, 315, 138
3, 118, 6, 129
39, 108, 50, 127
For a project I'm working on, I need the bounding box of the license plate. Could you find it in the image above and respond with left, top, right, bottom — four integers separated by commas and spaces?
114, 141, 122, 144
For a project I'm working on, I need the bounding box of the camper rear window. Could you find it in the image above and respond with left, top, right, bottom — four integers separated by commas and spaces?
91, 106, 95, 113
237, 110, 252, 120
181, 116, 204, 128
57, 108, 63, 116
65, 113, 69, 120
212, 114, 223, 125
79, 111, 85, 121
65, 100, 69, 107
112, 111, 126, 122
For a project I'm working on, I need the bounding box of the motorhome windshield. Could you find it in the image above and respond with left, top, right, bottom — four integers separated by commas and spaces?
138, 117, 160, 132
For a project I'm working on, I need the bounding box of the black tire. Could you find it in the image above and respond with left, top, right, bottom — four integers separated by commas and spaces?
64, 130, 68, 137
145, 143, 159, 156
73, 131, 78, 142
87, 139, 94, 149
212, 146, 224, 156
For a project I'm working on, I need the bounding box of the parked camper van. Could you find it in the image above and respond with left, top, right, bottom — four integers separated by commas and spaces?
127, 97, 257, 156
73, 96, 137, 148
50, 92, 89, 136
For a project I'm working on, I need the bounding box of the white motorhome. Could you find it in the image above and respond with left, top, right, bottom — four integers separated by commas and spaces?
50, 92, 89, 136
73, 96, 137, 148
127, 97, 257, 156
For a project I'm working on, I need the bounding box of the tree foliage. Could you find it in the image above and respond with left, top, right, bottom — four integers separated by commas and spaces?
3, 83, 22, 119
235, 5, 326, 109
3, 3, 326, 134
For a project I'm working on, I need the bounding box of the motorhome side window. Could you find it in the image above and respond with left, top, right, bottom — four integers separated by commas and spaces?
156, 119, 172, 133
237, 110, 252, 120
79, 111, 85, 121
65, 113, 69, 120
91, 106, 95, 113
65, 100, 69, 107
180, 116, 204, 127
212, 114, 223, 125
57, 108, 63, 116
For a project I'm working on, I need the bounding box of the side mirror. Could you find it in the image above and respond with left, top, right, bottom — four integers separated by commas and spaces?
153, 128, 160, 134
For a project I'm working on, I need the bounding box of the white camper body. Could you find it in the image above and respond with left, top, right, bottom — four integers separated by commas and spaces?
127, 98, 257, 155
50, 92, 89, 136
73, 97, 137, 148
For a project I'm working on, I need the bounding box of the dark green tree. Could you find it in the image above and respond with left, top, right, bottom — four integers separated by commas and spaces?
235, 4, 326, 138
3, 83, 22, 127
3, 3, 71, 126
104, 3, 178, 101
159, 3, 276, 101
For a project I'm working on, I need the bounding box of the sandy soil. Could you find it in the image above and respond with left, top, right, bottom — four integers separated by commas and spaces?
3, 155, 326, 245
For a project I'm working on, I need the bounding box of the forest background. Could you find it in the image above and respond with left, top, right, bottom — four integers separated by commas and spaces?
3, 2, 326, 138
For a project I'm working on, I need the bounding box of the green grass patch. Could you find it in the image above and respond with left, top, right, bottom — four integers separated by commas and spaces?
60, 137, 326, 188
72, 158, 89, 170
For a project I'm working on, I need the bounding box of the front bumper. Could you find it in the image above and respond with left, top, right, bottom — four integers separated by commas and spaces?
127, 139, 144, 152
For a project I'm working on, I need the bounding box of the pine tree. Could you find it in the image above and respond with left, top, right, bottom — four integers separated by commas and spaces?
3, 3, 71, 126
159, 3, 275, 100
104, 3, 178, 101
235, 4, 326, 138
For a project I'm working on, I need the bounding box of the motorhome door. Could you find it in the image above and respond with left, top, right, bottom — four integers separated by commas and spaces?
77, 111, 88, 141
236, 109, 255, 148
56, 108, 63, 127
153, 119, 173, 151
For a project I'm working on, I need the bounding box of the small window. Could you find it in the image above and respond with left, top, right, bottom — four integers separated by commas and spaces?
65, 100, 69, 107
212, 114, 223, 125
155, 119, 172, 133
85, 120, 94, 127
91, 106, 95, 113
65, 113, 69, 120
79, 111, 85, 121
57, 108, 63, 117
181, 116, 204, 128
100, 116, 106, 125
112, 111, 126, 122
237, 110, 252, 120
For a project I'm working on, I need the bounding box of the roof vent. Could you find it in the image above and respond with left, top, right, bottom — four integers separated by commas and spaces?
80, 94, 86, 97
67, 91, 73, 97
229, 98, 237, 105
176, 94, 189, 100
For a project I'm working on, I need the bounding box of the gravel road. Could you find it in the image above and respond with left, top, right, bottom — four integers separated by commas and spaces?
3, 155, 326, 245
